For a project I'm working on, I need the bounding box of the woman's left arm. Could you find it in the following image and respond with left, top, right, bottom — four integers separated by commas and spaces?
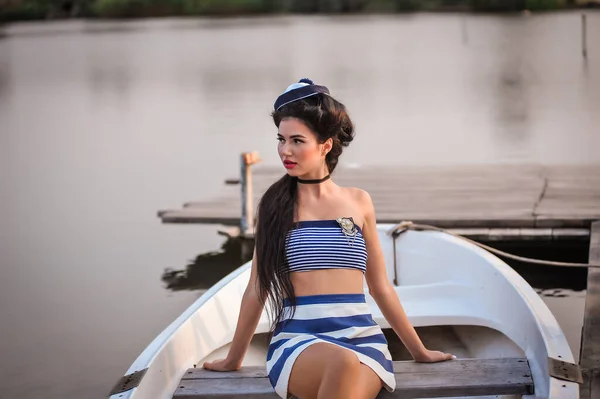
358, 189, 455, 363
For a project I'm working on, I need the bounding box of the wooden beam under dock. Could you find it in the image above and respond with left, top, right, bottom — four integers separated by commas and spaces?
580, 220, 600, 399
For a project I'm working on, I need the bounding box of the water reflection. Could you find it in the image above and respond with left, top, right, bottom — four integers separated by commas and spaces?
87, 64, 134, 99
495, 31, 529, 129
0, 21, 145, 39
162, 236, 254, 291
491, 18, 532, 163
0, 56, 10, 101
201, 68, 288, 95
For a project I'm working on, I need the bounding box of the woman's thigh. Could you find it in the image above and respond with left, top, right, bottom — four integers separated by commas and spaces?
287, 342, 383, 399
355, 363, 384, 399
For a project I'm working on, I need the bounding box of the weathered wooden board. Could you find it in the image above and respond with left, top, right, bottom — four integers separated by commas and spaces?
173, 357, 533, 398
159, 164, 600, 229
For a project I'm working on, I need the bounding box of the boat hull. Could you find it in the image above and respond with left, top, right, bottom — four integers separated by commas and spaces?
111, 226, 578, 399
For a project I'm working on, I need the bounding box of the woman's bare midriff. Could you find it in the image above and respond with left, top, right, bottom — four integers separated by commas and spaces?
288, 268, 365, 296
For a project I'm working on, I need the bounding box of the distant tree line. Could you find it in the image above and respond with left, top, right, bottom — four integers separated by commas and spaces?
0, 0, 584, 22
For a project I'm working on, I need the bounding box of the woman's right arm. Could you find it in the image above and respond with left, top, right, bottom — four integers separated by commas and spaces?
202, 247, 266, 371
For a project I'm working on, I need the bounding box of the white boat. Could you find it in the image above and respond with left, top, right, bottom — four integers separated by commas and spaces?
109, 224, 580, 399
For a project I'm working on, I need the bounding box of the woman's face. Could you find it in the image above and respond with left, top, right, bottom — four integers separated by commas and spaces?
277, 117, 331, 177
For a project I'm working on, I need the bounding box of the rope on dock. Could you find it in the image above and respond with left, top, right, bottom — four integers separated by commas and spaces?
389, 221, 600, 269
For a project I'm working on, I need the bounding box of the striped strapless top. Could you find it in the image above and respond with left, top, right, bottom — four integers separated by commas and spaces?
284, 219, 368, 273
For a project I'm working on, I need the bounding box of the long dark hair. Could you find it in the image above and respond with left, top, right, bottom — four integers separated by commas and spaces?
254, 93, 355, 332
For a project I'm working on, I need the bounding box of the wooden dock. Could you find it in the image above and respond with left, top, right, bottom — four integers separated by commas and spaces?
580, 221, 600, 399
159, 159, 600, 397
158, 163, 600, 231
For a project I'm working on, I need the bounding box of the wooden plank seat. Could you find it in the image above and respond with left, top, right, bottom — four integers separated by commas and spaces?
173, 357, 534, 398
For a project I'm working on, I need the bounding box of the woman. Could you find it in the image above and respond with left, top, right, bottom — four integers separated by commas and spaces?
203, 78, 455, 399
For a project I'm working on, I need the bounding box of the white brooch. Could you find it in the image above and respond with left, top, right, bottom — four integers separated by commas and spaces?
336, 217, 358, 247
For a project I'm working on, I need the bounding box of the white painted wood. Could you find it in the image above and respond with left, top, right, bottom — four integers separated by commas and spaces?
381, 225, 578, 399
110, 226, 578, 399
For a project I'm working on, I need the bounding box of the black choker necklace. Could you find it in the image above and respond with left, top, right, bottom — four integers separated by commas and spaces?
297, 174, 331, 184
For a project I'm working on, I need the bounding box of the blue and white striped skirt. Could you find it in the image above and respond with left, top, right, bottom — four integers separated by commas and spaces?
265, 293, 396, 398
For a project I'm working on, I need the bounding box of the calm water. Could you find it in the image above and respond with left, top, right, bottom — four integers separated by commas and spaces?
0, 12, 598, 398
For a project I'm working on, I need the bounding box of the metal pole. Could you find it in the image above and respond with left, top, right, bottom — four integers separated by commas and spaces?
582, 14, 588, 59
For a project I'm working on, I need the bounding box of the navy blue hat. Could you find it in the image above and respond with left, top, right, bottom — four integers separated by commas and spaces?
274, 78, 330, 111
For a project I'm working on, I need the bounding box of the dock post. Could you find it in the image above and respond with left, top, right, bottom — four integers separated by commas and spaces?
582, 14, 588, 59
461, 15, 468, 45
580, 221, 600, 399
240, 152, 261, 238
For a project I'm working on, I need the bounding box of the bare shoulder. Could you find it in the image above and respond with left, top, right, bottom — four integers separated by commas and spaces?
342, 187, 375, 217
344, 187, 373, 204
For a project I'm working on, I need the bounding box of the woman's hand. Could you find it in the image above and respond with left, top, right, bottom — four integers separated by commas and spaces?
202, 358, 241, 372
413, 349, 457, 363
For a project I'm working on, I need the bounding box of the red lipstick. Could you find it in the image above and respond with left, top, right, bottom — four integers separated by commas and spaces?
283, 160, 297, 169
